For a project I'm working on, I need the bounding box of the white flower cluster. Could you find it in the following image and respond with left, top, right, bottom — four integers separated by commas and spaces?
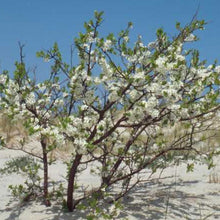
103, 39, 112, 51
0, 22, 219, 163
184, 33, 196, 42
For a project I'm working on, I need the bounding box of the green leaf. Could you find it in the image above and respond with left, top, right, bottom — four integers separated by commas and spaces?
176, 22, 181, 30
128, 21, 133, 28
187, 163, 194, 172
156, 28, 164, 37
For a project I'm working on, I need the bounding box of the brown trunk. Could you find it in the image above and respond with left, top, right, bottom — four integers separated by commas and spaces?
67, 154, 82, 212
102, 137, 138, 187
41, 138, 51, 206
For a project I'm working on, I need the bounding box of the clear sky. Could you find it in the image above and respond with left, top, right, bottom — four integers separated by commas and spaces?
0, 0, 219, 81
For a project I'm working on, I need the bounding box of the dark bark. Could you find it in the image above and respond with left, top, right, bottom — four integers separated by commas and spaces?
67, 154, 82, 212
41, 138, 51, 206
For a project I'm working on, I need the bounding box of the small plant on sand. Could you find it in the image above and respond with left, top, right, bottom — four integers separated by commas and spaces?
0, 43, 66, 206
0, 156, 42, 202
0, 11, 219, 217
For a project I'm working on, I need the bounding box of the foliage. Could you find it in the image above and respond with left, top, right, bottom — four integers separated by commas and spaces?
0, 156, 42, 202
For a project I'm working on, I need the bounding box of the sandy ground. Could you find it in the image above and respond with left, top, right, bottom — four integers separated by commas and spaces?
0, 147, 220, 220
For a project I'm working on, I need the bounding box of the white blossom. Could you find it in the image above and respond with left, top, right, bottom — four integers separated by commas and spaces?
123, 36, 129, 42
103, 39, 112, 51
215, 66, 220, 73
184, 33, 196, 42
0, 74, 7, 84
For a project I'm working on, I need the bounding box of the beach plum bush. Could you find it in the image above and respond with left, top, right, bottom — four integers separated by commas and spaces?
0, 11, 219, 216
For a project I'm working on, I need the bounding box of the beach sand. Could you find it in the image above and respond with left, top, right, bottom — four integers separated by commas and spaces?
0, 148, 219, 220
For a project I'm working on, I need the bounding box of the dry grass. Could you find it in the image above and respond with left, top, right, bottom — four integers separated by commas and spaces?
0, 113, 28, 146
209, 172, 220, 183
0, 113, 74, 161
208, 156, 220, 184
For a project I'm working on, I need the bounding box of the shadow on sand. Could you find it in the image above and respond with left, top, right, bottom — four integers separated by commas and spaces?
1, 177, 219, 220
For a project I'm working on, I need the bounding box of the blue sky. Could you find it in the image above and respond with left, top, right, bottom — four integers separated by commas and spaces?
0, 0, 219, 80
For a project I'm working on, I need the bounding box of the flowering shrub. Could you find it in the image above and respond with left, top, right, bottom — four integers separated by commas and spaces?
0, 11, 219, 215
